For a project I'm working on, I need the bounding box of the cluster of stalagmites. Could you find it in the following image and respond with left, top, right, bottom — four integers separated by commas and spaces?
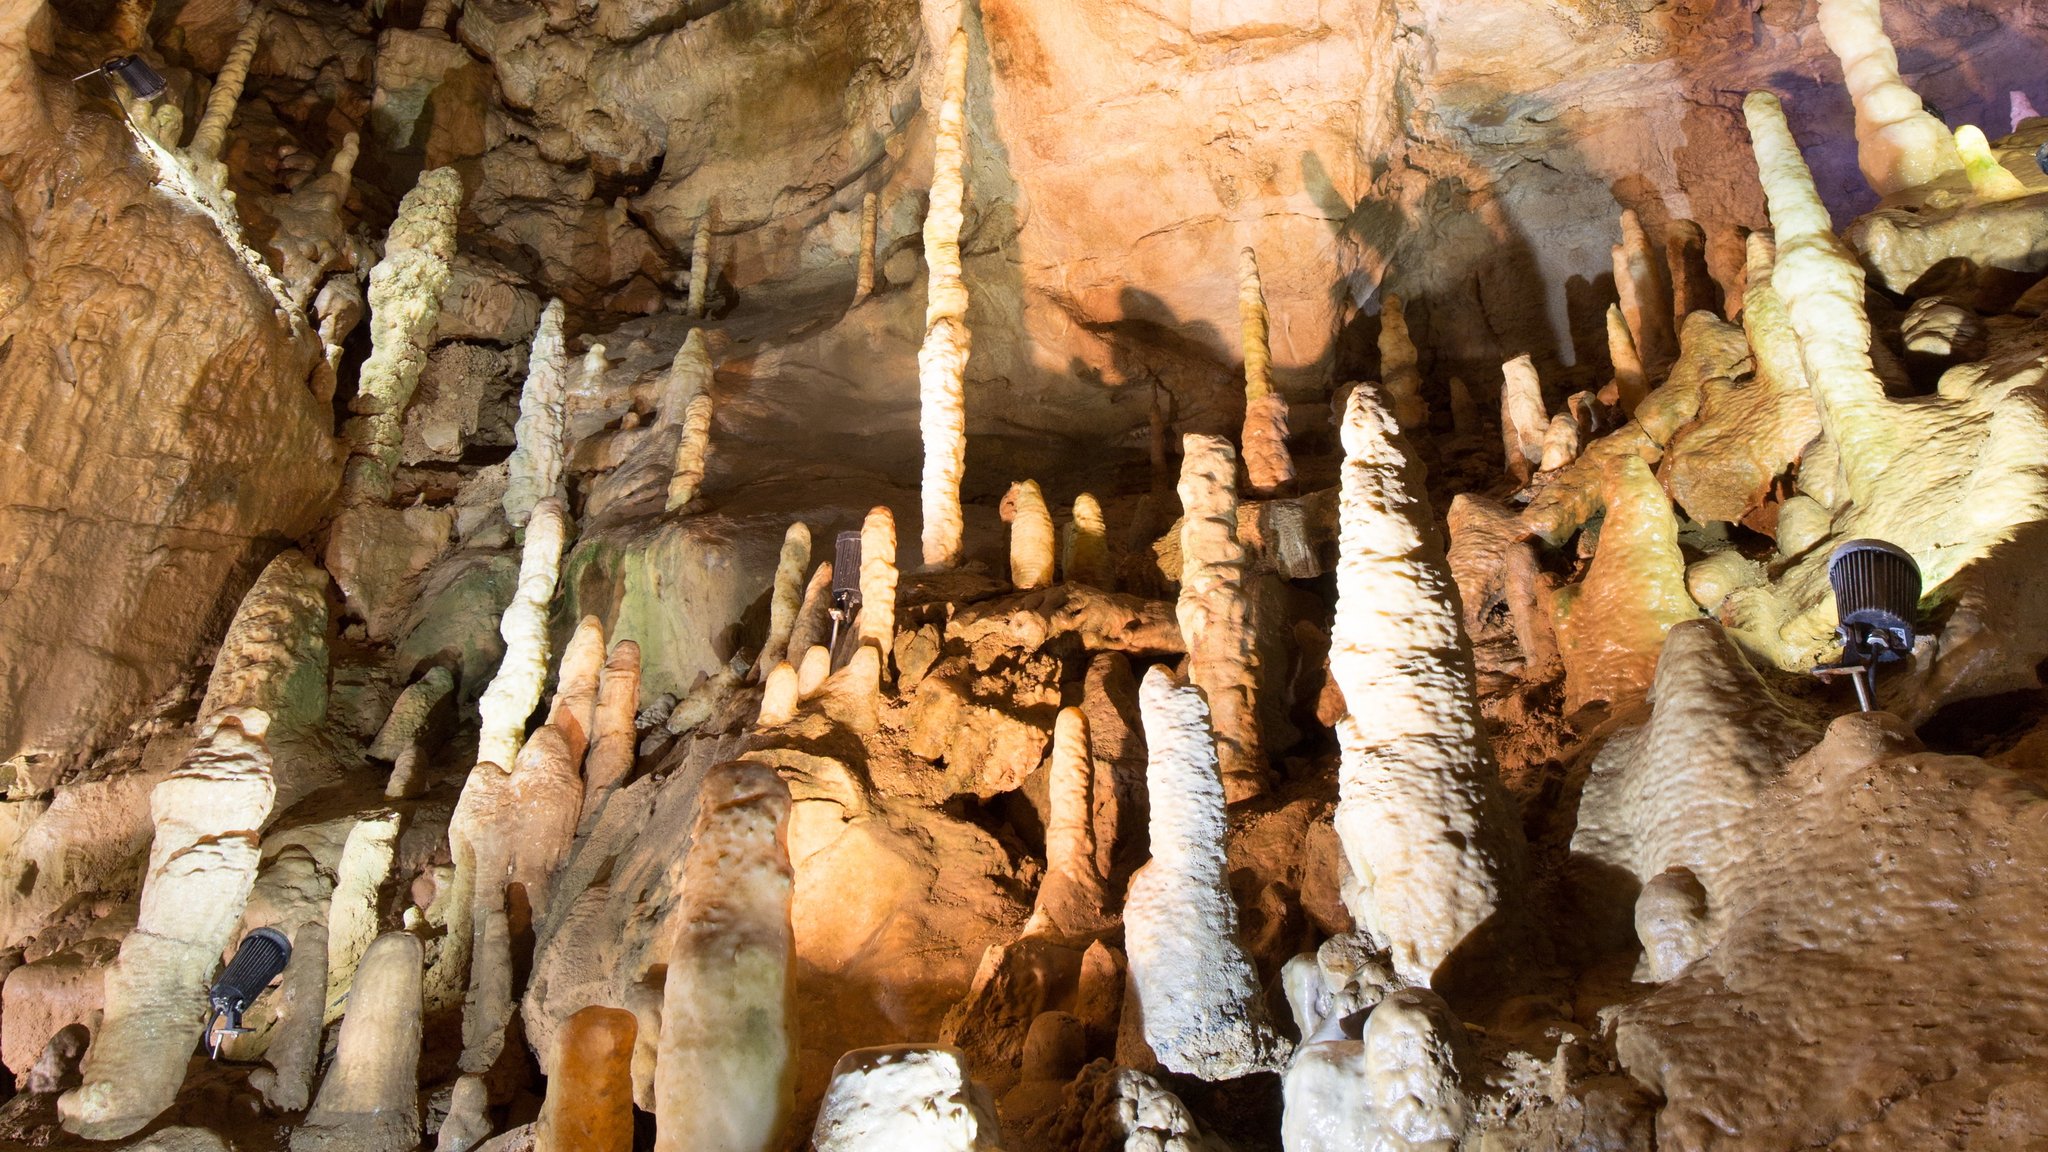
11, 1, 2048, 1149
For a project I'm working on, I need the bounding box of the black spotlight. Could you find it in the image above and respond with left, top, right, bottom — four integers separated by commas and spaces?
2036, 139, 2048, 177
1814, 539, 1922, 712
100, 56, 167, 101
828, 530, 863, 658
205, 927, 292, 1057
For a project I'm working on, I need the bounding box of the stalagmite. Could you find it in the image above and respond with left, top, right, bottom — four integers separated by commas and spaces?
1499, 354, 1548, 484
503, 301, 571, 529
1124, 666, 1286, 1078
1239, 247, 1296, 496
812, 1046, 1004, 1151
658, 328, 713, 425
184, 8, 269, 186
1606, 304, 1647, 412
1008, 480, 1055, 589
858, 506, 898, 679
1064, 493, 1111, 588
291, 933, 422, 1152
1021, 708, 1110, 941
918, 27, 971, 569
1616, 210, 1674, 372
1330, 386, 1523, 987
688, 214, 713, 318
535, 1006, 636, 1152
1448, 376, 1478, 435
339, 166, 462, 504
758, 523, 812, 673
57, 712, 276, 1139
759, 662, 800, 725
854, 191, 878, 304
1666, 219, 1714, 324
787, 561, 836, 660
546, 615, 607, 762
653, 762, 794, 1152
797, 644, 832, 698
665, 392, 715, 510
1378, 293, 1428, 431
1552, 455, 1700, 713
1955, 124, 2029, 199
1815, 0, 1965, 195
476, 496, 571, 772
1742, 92, 1893, 503
1538, 412, 1582, 473
582, 641, 640, 816
1175, 434, 1266, 801
251, 921, 327, 1110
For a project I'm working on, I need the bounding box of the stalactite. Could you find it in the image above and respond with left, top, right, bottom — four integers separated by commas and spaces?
859, 505, 898, 681
1239, 247, 1295, 497
854, 190, 878, 304
290, 933, 422, 1152
1330, 386, 1524, 987
665, 392, 715, 510
688, 213, 712, 318
1175, 433, 1266, 802
1007, 479, 1055, 589
1123, 665, 1286, 1077
1499, 354, 1548, 484
919, 26, 971, 569
503, 300, 571, 528
1606, 304, 1648, 413
759, 523, 812, 674
185, 8, 269, 183
654, 761, 794, 1152
1815, 0, 1965, 195
339, 166, 462, 505
1020, 707, 1110, 941
1063, 493, 1111, 588
1378, 292, 1428, 431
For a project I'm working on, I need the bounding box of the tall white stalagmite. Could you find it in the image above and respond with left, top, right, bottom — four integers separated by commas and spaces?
854, 191, 879, 304
290, 933, 423, 1152
1815, 0, 1965, 195
1379, 293, 1428, 431
185, 8, 268, 179
1021, 708, 1110, 941
340, 166, 462, 504
1176, 434, 1266, 801
475, 497, 571, 771
1330, 386, 1523, 987
503, 301, 571, 529
1123, 666, 1287, 1079
1007, 480, 1055, 589
919, 27, 971, 569
58, 714, 276, 1140
653, 762, 795, 1152
688, 213, 713, 318
858, 506, 898, 679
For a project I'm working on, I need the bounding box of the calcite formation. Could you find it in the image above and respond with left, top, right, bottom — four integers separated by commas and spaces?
475, 497, 571, 770
1123, 666, 1286, 1079
1552, 456, 1701, 714
1007, 480, 1056, 590
918, 26, 971, 569
292, 932, 422, 1152
1019, 707, 1111, 942
858, 505, 899, 678
1330, 387, 1523, 988
1175, 434, 1267, 802
654, 762, 794, 1152
535, 1006, 636, 1152
503, 302, 570, 530
811, 1046, 1004, 1151
1816, 0, 1966, 195
1378, 293, 1428, 431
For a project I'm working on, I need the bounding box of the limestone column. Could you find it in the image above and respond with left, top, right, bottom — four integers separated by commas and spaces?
1175, 434, 1266, 801
653, 762, 794, 1152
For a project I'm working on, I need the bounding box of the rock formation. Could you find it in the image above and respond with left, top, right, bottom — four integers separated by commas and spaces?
291, 932, 422, 1152
1007, 480, 1056, 590
653, 761, 794, 1152
1175, 434, 1267, 802
811, 1046, 1004, 1151
1816, 0, 1966, 195
1123, 666, 1286, 1079
918, 26, 971, 569
503, 302, 570, 529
